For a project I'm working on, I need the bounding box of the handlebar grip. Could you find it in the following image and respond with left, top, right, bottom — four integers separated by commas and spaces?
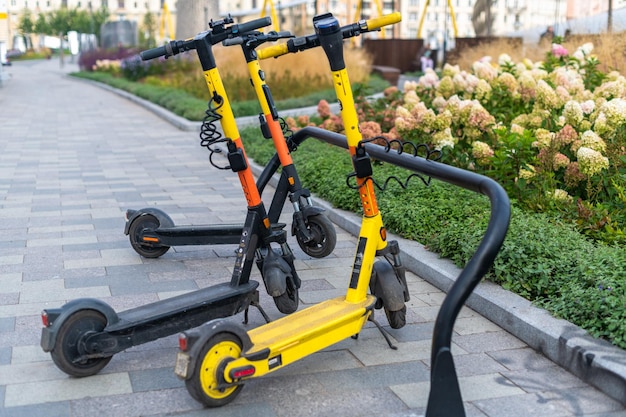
257, 43, 290, 60
364, 12, 402, 31
234, 16, 272, 35
223, 37, 243, 47
140, 44, 168, 61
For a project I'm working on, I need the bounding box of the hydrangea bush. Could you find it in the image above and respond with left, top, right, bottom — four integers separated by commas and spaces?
290, 42, 626, 244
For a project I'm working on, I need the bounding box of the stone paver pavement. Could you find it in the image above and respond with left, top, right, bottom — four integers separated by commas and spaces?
0, 58, 625, 417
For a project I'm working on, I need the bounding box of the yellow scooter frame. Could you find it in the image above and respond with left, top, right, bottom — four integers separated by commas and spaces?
175, 12, 405, 407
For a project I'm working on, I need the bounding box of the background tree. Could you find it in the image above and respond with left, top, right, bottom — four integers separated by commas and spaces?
175, 0, 218, 39
34, 12, 50, 35
33, 7, 110, 49
17, 8, 35, 35
139, 11, 157, 49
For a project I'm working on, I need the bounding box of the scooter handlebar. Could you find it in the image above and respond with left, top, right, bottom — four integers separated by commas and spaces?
363, 12, 402, 32
232, 16, 272, 36
140, 16, 273, 60
257, 12, 402, 59
257, 43, 290, 59
140, 44, 169, 61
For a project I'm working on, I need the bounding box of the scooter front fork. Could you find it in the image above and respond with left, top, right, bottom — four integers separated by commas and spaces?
376, 240, 410, 303
255, 230, 301, 296
291, 196, 315, 243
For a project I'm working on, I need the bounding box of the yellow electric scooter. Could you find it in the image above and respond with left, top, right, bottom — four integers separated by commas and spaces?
176, 12, 511, 416
173, 12, 409, 407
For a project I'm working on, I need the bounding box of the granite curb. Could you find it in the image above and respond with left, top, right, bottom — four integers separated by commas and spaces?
74, 74, 626, 406
313, 199, 626, 406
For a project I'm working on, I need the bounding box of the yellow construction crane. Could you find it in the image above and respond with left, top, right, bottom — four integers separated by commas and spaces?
159, 0, 174, 41
260, 0, 281, 32
417, 0, 458, 38
354, 0, 387, 38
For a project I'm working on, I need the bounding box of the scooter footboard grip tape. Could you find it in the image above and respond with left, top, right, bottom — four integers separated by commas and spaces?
257, 43, 290, 60
140, 45, 168, 61
365, 12, 402, 32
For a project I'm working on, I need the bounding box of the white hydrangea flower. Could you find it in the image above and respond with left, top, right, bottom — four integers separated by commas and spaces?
498, 53, 512, 66
580, 100, 595, 114
577, 146, 609, 176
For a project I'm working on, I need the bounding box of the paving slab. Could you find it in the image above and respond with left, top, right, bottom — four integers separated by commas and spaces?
0, 57, 624, 417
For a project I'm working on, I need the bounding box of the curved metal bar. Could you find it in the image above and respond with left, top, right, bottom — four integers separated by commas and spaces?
291, 126, 511, 416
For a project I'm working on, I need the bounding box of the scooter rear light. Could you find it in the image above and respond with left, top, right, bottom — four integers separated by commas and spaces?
231, 365, 256, 379
41, 311, 50, 327
178, 333, 188, 351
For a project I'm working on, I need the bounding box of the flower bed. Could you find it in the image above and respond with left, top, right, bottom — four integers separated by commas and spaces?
289, 42, 626, 245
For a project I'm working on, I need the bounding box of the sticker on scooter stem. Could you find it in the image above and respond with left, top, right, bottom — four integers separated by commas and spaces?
233, 228, 253, 278
350, 237, 367, 289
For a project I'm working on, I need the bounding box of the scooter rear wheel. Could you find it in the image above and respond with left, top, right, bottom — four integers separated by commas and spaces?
50, 309, 112, 377
297, 213, 336, 259
186, 333, 244, 407
128, 213, 170, 258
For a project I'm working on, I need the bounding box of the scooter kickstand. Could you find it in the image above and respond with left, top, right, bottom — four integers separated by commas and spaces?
243, 292, 271, 325
368, 316, 398, 350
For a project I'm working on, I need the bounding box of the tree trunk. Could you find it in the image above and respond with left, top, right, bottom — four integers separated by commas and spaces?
175, 0, 219, 39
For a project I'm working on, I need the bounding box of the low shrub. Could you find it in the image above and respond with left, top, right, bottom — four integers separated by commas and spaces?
78, 46, 138, 72
240, 126, 626, 349
71, 71, 388, 121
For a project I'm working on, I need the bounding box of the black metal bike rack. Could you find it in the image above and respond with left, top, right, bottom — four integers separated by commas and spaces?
290, 126, 511, 417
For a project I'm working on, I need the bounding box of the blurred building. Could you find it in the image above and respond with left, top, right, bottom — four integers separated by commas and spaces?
473, 0, 626, 43
2, 0, 626, 50
0, 0, 168, 49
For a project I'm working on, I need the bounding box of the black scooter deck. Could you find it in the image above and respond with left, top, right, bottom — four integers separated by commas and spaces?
107, 281, 260, 332
147, 224, 244, 246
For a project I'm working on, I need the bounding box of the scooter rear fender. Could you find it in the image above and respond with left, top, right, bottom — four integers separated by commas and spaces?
40, 298, 119, 352
180, 319, 253, 381
124, 208, 175, 235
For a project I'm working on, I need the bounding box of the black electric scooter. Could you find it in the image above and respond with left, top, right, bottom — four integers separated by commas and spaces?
124, 29, 336, 260
40, 16, 304, 378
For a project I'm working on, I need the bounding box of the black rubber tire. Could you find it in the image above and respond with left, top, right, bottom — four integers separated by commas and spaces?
50, 309, 112, 377
296, 213, 337, 259
385, 305, 407, 329
273, 278, 299, 314
128, 214, 170, 258
185, 333, 244, 407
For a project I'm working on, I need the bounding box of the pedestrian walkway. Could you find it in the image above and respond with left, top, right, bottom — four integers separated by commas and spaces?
0, 57, 625, 417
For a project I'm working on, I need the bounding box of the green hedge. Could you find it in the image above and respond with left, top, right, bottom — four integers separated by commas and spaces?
241, 126, 626, 349
71, 72, 388, 121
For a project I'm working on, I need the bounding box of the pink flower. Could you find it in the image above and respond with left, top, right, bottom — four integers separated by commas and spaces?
553, 153, 570, 170
554, 124, 578, 145
296, 115, 310, 126
552, 43, 568, 57
359, 121, 382, 139
317, 100, 332, 119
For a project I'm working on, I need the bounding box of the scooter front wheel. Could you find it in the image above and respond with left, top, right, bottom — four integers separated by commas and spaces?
297, 213, 336, 259
273, 278, 299, 314
128, 213, 170, 258
385, 305, 407, 329
186, 333, 244, 407
50, 309, 112, 377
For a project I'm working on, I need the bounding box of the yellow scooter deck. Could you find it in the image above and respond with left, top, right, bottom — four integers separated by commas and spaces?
239, 295, 377, 375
